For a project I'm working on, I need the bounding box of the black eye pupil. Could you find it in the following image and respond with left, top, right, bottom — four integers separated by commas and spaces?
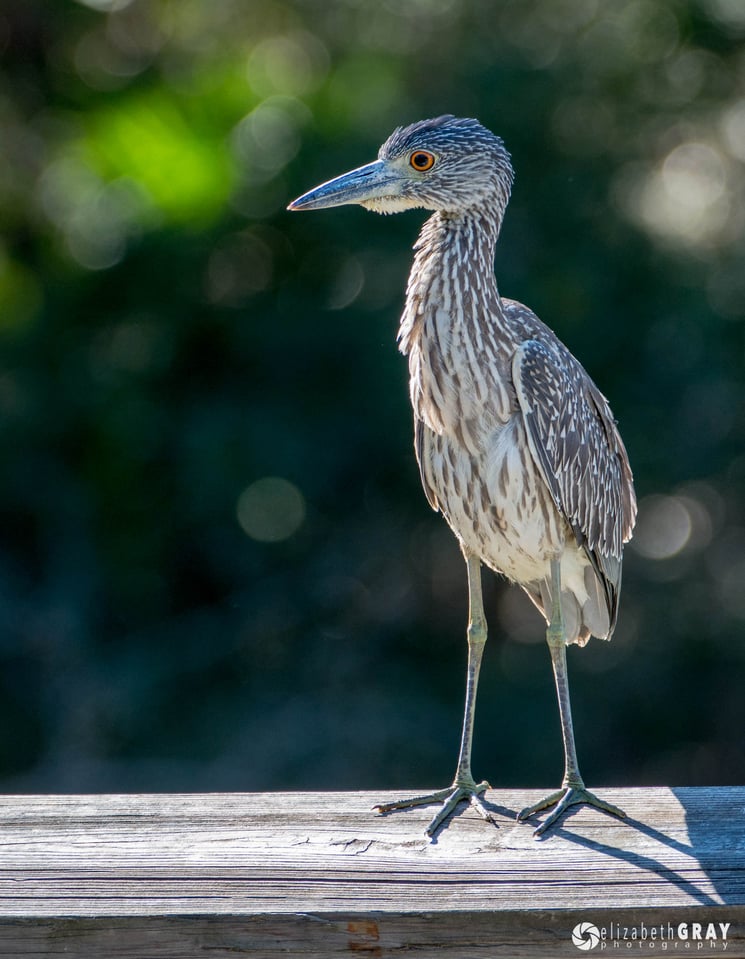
414, 154, 428, 167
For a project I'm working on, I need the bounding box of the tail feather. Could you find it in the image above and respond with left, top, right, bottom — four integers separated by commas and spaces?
521, 563, 614, 647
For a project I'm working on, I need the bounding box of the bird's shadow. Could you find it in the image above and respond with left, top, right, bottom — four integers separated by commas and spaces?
379, 787, 741, 912
522, 792, 739, 908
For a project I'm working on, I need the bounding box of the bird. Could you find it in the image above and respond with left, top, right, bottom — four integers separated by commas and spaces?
288, 115, 636, 838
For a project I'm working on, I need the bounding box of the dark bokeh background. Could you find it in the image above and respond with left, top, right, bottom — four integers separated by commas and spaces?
0, 0, 744, 796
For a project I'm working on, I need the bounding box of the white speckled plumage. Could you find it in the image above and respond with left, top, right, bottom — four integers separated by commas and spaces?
289, 114, 637, 837
394, 144, 635, 644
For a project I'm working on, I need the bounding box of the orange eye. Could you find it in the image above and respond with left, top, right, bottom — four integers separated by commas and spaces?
409, 150, 435, 172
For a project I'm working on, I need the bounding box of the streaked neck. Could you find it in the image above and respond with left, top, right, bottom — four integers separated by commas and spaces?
398, 206, 503, 357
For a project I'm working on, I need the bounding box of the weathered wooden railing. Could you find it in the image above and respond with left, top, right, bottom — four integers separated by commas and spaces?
0, 787, 743, 957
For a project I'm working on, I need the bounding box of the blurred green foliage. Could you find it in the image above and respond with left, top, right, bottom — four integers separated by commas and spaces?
0, 0, 744, 795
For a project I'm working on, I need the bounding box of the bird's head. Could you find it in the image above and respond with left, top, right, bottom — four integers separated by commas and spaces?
288, 115, 514, 217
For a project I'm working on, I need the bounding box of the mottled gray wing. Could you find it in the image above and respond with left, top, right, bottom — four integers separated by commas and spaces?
513, 337, 635, 623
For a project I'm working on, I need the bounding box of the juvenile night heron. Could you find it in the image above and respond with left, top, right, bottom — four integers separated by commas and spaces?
289, 116, 636, 837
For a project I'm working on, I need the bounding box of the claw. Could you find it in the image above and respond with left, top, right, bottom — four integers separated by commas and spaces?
517, 785, 626, 837
374, 780, 495, 837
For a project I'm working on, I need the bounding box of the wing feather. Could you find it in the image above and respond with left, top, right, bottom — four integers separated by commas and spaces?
512, 334, 636, 632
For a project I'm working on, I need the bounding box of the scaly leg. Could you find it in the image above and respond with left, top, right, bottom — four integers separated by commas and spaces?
518, 558, 625, 837
374, 551, 495, 837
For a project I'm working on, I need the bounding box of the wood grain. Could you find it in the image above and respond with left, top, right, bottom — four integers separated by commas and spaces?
0, 788, 742, 956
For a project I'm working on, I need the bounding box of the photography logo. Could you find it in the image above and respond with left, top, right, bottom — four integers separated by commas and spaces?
570, 920, 732, 951
572, 922, 601, 951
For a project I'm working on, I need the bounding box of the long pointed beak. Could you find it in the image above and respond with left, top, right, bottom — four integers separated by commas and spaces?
287, 159, 398, 211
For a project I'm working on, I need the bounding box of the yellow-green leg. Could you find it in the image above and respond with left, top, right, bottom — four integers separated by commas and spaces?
517, 558, 626, 837
374, 551, 495, 837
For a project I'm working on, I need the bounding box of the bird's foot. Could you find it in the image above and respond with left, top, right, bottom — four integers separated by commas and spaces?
374, 778, 495, 837
517, 784, 626, 838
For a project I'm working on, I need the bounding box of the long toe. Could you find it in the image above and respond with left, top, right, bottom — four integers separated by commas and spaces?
425, 781, 494, 837
517, 789, 565, 822
519, 786, 626, 838
374, 787, 455, 815
374, 780, 493, 838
